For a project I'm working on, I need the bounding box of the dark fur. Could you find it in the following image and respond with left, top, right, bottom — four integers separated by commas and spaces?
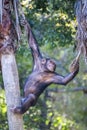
11, 21, 79, 114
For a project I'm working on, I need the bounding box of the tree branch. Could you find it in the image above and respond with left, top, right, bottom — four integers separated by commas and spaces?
47, 86, 87, 93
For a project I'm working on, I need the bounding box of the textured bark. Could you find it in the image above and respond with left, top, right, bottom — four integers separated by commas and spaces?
75, 0, 87, 61
0, 0, 23, 130
0, 1, 24, 129
1, 52, 24, 130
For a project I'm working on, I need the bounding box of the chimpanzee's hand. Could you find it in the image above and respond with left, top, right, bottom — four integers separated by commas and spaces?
69, 59, 79, 73
19, 16, 27, 27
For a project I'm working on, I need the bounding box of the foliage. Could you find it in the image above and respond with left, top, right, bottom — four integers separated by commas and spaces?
21, 0, 76, 48
0, 0, 87, 130
0, 89, 8, 130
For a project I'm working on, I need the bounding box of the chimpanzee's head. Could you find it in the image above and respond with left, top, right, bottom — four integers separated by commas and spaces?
41, 58, 56, 72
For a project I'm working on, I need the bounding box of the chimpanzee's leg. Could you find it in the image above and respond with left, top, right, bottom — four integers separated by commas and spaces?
11, 94, 36, 114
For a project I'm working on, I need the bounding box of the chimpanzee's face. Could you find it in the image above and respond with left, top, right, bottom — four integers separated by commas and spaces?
46, 59, 56, 72
41, 58, 56, 72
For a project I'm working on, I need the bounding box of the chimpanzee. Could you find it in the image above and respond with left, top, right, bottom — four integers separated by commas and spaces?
11, 20, 79, 114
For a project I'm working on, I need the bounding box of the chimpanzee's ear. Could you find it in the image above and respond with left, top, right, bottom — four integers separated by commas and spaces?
41, 58, 46, 64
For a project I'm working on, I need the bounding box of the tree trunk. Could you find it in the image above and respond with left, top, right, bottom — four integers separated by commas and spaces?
0, 0, 24, 129
75, 0, 87, 62
1, 51, 24, 130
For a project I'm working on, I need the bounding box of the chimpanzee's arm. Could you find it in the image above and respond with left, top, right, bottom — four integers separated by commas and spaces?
22, 19, 42, 70
28, 25, 42, 60
51, 69, 79, 85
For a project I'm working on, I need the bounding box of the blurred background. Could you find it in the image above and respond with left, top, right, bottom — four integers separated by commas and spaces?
0, 0, 87, 130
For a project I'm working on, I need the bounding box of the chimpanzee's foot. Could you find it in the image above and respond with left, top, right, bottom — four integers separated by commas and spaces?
11, 94, 36, 114
10, 106, 23, 114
